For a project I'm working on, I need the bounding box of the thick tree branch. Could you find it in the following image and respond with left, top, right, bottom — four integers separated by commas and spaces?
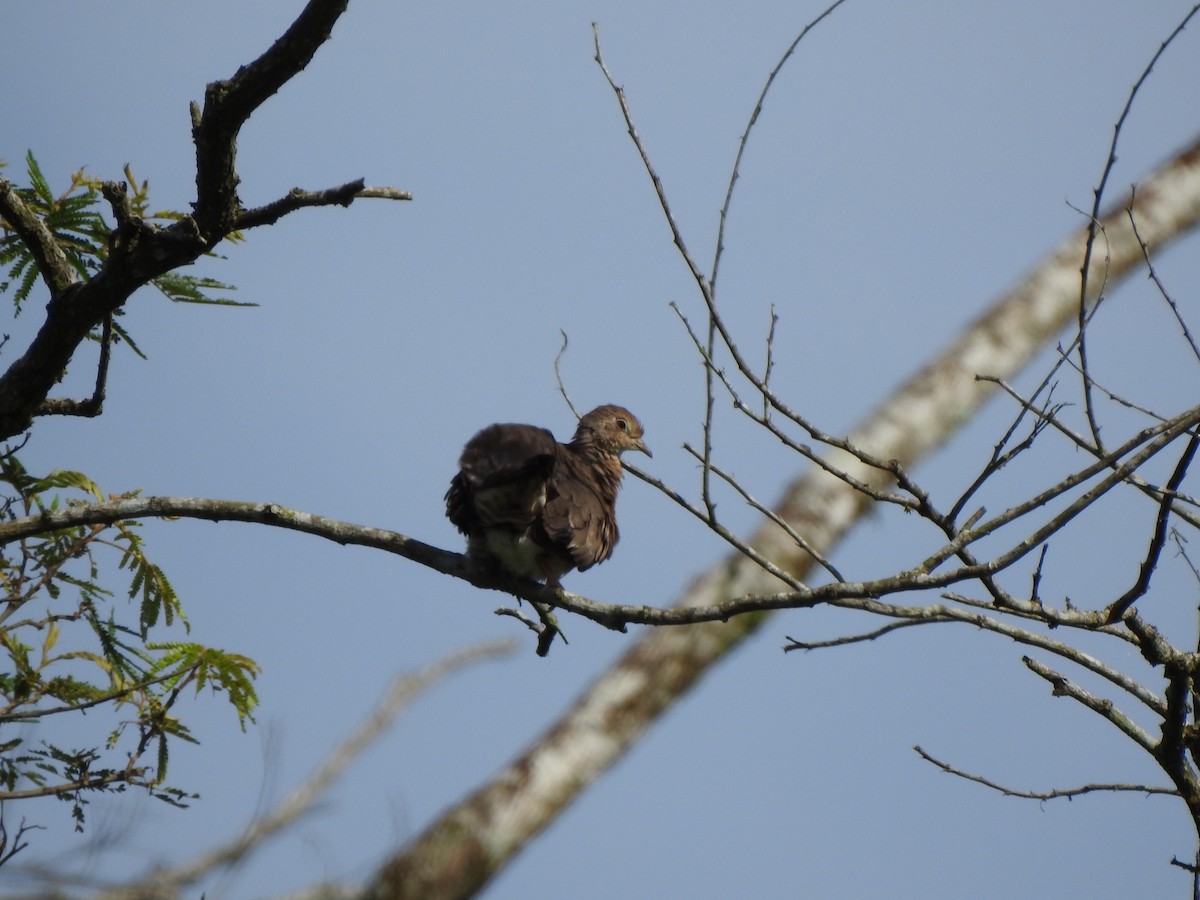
0, 495, 458, 576
0, 0, 407, 442
191, 0, 351, 237
0, 180, 78, 296
2, 483, 1180, 642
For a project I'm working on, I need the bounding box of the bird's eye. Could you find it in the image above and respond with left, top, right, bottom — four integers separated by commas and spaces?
616, 419, 628, 431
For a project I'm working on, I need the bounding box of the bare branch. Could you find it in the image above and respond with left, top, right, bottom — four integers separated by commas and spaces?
914, 745, 1177, 801
921, 408, 1200, 581
784, 619, 926, 650
1107, 432, 1200, 622
0, 805, 43, 868
1071, 3, 1200, 448
1023, 656, 1157, 753
681, 442, 845, 582
591, 23, 711, 299
623, 461, 805, 593
710, 0, 850, 291
947, 387, 1061, 525
0, 1, 406, 442
981, 375, 1200, 531
1075, 6, 1200, 446
234, 180, 411, 230
1128, 189, 1200, 363
553, 329, 581, 420
805, 596, 1164, 716
7, 405, 1196, 639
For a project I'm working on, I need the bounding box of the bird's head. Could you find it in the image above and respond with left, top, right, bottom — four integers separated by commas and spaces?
574, 404, 652, 458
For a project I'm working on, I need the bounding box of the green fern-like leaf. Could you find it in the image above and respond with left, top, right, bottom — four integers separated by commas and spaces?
157, 732, 169, 781
151, 272, 254, 307
14, 259, 39, 309
148, 642, 261, 730
85, 608, 147, 683
43, 675, 107, 704
24, 150, 52, 204
108, 317, 147, 359
31, 469, 105, 501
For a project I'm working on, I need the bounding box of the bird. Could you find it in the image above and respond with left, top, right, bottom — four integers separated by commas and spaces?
445, 404, 650, 588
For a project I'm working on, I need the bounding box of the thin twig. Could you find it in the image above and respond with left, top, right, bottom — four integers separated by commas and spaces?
981, 375, 1200, 528
497, 602, 569, 656
784, 619, 925, 650
681, 441, 845, 582
710, 0, 851, 291
1107, 432, 1200, 622
553, 329, 581, 419
1023, 655, 1156, 753
592, 23, 711, 297
1127, 189, 1200, 363
914, 745, 1176, 801
1073, 2, 1200, 448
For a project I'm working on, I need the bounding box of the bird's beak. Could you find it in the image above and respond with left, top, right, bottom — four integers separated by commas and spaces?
635, 440, 652, 459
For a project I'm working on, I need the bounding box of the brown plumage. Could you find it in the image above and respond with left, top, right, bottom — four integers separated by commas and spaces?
445, 405, 650, 587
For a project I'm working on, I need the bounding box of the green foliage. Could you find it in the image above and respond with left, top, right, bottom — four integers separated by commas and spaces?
0, 153, 108, 310
0, 456, 260, 839
0, 152, 254, 348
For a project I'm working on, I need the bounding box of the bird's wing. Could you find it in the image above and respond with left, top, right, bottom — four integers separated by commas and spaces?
538, 451, 619, 571
445, 423, 558, 534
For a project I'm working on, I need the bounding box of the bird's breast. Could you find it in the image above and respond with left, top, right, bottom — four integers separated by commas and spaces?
480, 529, 548, 581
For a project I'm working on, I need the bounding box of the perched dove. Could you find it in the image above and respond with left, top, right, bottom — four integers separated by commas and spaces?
445, 405, 650, 587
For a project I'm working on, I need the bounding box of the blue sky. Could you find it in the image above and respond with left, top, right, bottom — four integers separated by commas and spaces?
4, 1, 1200, 897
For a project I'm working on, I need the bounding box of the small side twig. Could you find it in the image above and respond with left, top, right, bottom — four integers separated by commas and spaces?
35, 313, 113, 419
784, 619, 925, 651
496, 602, 568, 657
235, 181, 411, 230
681, 441, 844, 582
0, 803, 43, 867
553, 329, 581, 420
1127, 190, 1200, 363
